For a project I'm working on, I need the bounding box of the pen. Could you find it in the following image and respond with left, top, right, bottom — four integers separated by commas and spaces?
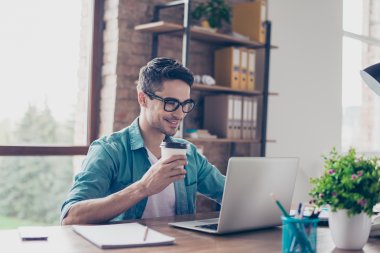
143, 226, 149, 241
297, 203, 302, 218
270, 193, 290, 217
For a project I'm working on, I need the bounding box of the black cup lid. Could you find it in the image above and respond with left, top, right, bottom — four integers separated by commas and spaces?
160, 142, 188, 149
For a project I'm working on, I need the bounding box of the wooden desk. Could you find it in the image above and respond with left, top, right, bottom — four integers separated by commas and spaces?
1, 212, 379, 253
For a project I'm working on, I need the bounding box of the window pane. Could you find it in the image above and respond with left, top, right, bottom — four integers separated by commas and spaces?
0, 0, 93, 146
342, 36, 380, 152
343, 0, 366, 35
343, 0, 380, 40
0, 156, 85, 229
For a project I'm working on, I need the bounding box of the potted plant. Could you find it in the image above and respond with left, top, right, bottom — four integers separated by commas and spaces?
309, 147, 380, 250
192, 0, 231, 30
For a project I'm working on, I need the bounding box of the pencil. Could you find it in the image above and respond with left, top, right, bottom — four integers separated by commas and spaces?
143, 226, 149, 241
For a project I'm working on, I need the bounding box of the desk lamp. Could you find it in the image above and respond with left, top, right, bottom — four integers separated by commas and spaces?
360, 63, 380, 95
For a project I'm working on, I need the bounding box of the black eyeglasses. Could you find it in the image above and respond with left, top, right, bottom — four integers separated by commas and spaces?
144, 91, 195, 113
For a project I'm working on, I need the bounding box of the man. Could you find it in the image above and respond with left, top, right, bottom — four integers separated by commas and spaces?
61, 57, 225, 225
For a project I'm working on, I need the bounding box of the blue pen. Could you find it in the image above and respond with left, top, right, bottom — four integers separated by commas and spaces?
297, 203, 302, 218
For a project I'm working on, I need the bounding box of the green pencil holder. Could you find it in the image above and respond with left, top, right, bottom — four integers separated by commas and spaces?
281, 216, 318, 253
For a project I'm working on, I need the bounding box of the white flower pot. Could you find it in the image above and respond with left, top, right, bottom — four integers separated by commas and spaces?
329, 209, 371, 250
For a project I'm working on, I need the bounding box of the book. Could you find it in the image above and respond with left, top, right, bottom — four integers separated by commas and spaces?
232, 95, 243, 139
204, 95, 236, 138
247, 49, 256, 91
72, 223, 175, 249
232, 0, 267, 43
239, 47, 248, 90
214, 47, 240, 89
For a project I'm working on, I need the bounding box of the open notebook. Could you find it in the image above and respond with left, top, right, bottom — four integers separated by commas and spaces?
72, 223, 175, 249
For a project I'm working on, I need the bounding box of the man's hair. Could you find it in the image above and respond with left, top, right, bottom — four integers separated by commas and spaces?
137, 57, 194, 93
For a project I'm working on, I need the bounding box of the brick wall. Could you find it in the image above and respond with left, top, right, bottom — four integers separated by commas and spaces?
102, 1, 255, 136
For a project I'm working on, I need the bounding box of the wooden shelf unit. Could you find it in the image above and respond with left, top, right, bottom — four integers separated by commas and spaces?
135, 21, 278, 49
135, 1, 275, 157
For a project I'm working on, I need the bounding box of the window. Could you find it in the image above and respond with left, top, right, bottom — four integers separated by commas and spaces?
342, 0, 380, 154
0, 156, 86, 227
0, 0, 103, 228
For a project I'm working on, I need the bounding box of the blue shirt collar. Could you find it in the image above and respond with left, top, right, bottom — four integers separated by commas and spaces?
129, 118, 145, 150
128, 117, 176, 150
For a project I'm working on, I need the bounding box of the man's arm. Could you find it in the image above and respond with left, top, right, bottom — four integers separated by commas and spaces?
191, 144, 225, 203
62, 154, 187, 225
62, 181, 147, 225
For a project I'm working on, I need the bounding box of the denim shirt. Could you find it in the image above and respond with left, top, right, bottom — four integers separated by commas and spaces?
60, 118, 225, 222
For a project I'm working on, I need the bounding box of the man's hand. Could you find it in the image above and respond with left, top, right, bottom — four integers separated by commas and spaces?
139, 154, 187, 196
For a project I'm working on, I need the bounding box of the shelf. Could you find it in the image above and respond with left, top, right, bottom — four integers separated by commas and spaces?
190, 26, 266, 48
135, 21, 278, 49
192, 84, 261, 95
186, 138, 276, 144
186, 138, 260, 143
192, 84, 279, 96
134, 21, 183, 33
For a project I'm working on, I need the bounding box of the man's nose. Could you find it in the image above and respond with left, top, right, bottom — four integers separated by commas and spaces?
172, 106, 185, 118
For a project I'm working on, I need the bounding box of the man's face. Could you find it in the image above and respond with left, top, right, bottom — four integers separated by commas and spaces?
144, 80, 191, 136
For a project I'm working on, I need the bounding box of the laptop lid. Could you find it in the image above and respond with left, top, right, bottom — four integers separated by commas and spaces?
169, 157, 299, 234
216, 157, 299, 233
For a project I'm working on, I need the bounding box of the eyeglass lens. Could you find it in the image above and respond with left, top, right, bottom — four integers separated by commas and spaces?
164, 99, 194, 113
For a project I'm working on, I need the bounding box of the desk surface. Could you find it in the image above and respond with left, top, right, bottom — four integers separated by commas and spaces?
1, 212, 379, 253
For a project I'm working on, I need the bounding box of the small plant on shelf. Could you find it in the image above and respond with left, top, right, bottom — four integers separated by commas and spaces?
192, 0, 231, 30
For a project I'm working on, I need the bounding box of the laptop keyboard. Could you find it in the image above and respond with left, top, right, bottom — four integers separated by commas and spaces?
196, 223, 218, 230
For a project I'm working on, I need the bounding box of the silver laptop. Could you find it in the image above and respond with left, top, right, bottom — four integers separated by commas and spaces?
169, 157, 299, 234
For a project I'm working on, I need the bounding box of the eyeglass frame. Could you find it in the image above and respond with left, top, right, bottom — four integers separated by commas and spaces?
143, 91, 196, 113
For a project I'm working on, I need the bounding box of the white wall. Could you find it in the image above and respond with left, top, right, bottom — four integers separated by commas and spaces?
267, 0, 343, 204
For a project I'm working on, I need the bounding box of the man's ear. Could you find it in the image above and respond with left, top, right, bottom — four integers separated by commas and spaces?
137, 91, 147, 107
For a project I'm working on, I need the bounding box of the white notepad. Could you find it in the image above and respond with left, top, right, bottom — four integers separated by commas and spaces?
18, 226, 49, 240
72, 223, 175, 249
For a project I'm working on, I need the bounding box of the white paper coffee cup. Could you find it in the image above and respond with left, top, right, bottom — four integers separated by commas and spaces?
160, 142, 188, 169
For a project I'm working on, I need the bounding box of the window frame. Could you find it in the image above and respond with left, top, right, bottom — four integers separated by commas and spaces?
341, 0, 380, 154
0, 0, 104, 156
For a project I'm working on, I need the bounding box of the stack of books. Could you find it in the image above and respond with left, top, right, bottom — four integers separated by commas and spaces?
203, 95, 258, 139
214, 46, 261, 91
